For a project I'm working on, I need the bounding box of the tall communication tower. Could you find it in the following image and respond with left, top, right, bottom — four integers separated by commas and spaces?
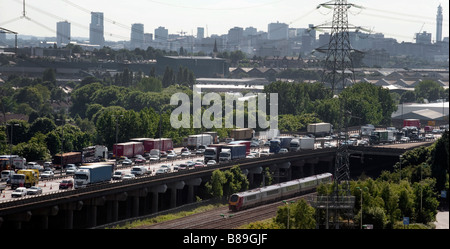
310, 0, 357, 229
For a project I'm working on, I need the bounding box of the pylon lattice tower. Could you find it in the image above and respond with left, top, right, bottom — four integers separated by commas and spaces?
310, 0, 357, 229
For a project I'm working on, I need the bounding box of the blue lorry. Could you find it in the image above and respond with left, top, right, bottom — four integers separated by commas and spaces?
74, 163, 114, 189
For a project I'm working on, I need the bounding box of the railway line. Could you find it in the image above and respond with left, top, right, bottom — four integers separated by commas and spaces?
137, 194, 315, 229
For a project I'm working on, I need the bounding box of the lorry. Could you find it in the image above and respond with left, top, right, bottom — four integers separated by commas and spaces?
361, 125, 375, 136
219, 145, 247, 162
289, 137, 315, 151
369, 130, 395, 145
95, 145, 108, 159
307, 123, 332, 137
113, 142, 144, 158
10, 169, 39, 189
228, 140, 251, 155
187, 134, 213, 150
74, 163, 114, 189
204, 144, 226, 163
270, 136, 295, 153
230, 128, 254, 140
403, 119, 420, 128
52, 152, 83, 169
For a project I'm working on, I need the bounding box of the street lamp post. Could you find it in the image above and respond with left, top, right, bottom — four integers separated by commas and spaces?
356, 186, 368, 229
282, 200, 295, 229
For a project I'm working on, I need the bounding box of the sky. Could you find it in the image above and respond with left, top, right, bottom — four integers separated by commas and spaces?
0, 0, 448, 43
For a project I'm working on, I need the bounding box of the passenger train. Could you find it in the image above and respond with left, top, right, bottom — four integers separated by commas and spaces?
229, 173, 333, 211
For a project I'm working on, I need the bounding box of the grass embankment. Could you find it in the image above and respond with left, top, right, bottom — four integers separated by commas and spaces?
110, 203, 227, 229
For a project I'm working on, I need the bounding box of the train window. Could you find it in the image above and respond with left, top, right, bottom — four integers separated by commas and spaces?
266, 189, 279, 196
246, 195, 257, 201
230, 195, 239, 202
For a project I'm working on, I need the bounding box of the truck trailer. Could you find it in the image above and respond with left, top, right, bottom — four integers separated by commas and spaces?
52, 152, 83, 169
289, 137, 315, 151
219, 145, 247, 162
74, 163, 114, 189
307, 123, 332, 137
187, 134, 213, 150
369, 130, 395, 145
230, 128, 254, 140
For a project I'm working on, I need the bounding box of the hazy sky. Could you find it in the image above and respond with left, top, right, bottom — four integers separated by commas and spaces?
1, 0, 448, 43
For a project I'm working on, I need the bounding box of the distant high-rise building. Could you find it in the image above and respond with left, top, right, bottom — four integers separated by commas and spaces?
416, 31, 432, 44
90, 12, 104, 47
197, 27, 204, 39
154, 26, 168, 43
436, 4, 443, 42
56, 21, 71, 47
130, 23, 144, 49
268, 22, 288, 40
227, 27, 243, 49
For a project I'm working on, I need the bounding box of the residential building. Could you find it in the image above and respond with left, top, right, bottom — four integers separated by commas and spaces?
56, 21, 71, 47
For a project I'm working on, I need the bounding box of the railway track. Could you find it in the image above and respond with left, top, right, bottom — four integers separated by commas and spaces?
138, 193, 315, 229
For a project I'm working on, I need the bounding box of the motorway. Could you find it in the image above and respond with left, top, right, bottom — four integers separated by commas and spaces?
0, 135, 440, 203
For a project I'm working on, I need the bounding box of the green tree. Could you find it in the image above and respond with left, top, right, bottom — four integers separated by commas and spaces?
205, 169, 227, 198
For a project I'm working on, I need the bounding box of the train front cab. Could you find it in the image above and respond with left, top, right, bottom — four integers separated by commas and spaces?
229, 194, 243, 211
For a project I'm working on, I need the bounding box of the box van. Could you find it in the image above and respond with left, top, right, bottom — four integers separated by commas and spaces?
130, 166, 148, 176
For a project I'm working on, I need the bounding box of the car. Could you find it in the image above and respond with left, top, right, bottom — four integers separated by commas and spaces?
260, 150, 270, 157
167, 151, 177, 159
181, 151, 191, 157
279, 148, 289, 154
65, 165, 78, 174
27, 186, 43, 195
155, 168, 168, 175
149, 154, 160, 161
134, 157, 146, 164
159, 165, 171, 173
264, 141, 270, 147
11, 187, 27, 198
357, 140, 369, 146
250, 151, 260, 158
178, 163, 188, 170
122, 174, 136, 180
207, 160, 217, 166
400, 137, 410, 143
425, 134, 434, 139
59, 179, 74, 189
349, 134, 360, 139
122, 159, 133, 166
112, 170, 126, 180
160, 151, 167, 158
41, 170, 55, 178
246, 154, 255, 158
172, 164, 179, 171
194, 162, 205, 168
432, 129, 443, 134
186, 161, 195, 168
195, 148, 206, 154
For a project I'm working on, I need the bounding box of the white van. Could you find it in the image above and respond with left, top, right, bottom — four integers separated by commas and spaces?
130, 166, 148, 176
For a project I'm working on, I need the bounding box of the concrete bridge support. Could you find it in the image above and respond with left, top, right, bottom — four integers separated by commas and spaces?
150, 184, 167, 213
84, 196, 106, 228
33, 205, 59, 229
186, 178, 202, 204
168, 181, 185, 208
106, 192, 128, 223
60, 200, 83, 229
129, 188, 148, 217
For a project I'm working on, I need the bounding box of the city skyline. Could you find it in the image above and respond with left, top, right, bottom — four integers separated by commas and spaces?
0, 0, 449, 44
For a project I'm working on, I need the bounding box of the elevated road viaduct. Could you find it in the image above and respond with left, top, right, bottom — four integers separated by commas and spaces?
0, 142, 432, 229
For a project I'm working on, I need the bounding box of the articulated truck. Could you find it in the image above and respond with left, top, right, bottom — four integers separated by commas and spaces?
74, 163, 114, 189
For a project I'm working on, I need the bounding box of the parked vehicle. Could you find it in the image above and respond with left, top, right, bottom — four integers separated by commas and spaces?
11, 187, 27, 198
74, 163, 114, 189
59, 179, 74, 189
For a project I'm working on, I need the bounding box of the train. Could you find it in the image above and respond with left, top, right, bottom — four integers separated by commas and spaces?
228, 173, 333, 211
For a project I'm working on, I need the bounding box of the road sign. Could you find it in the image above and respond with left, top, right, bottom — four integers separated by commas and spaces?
403, 217, 410, 225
